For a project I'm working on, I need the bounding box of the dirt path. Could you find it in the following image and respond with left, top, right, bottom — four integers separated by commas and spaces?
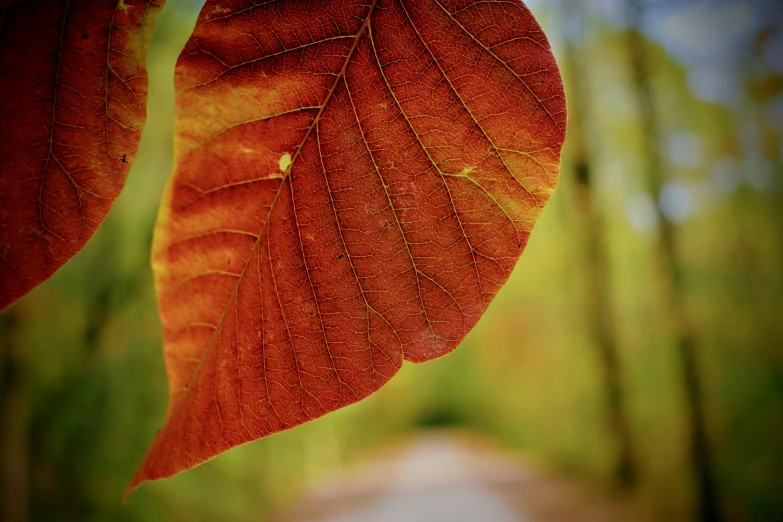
275, 432, 662, 522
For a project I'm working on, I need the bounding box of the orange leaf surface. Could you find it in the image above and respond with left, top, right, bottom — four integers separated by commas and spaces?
0, 0, 164, 309
131, 0, 566, 491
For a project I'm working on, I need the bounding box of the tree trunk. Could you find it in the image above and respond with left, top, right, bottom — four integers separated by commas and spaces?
624, 2, 722, 521
1, 308, 28, 522
562, 0, 637, 489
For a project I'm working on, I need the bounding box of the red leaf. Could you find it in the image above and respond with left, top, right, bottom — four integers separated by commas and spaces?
130, 0, 565, 492
0, 0, 164, 309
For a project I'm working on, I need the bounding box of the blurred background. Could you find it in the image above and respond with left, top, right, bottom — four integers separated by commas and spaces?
1, 0, 781, 521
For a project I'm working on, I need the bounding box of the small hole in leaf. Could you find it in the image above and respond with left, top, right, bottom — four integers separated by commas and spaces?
278, 153, 292, 173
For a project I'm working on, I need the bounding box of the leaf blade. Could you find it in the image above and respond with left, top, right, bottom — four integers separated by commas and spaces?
131, 0, 565, 491
0, 0, 165, 309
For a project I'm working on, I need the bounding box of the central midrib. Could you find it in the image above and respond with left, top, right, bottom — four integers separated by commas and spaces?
167, 0, 380, 427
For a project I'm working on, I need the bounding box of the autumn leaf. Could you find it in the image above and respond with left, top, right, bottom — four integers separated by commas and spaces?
0, 0, 164, 309
130, 0, 565, 492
